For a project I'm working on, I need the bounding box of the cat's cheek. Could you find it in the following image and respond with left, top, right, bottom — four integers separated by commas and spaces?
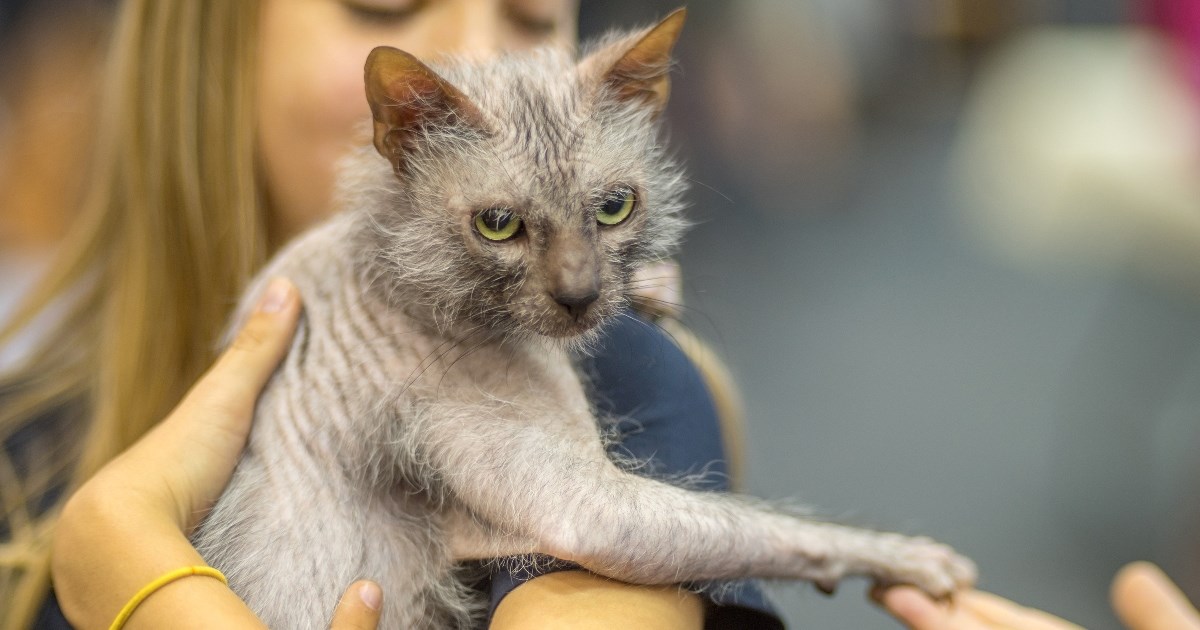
601, 225, 643, 262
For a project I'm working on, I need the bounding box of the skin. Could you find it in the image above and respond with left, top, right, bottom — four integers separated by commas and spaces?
879, 562, 1200, 630
53, 1, 702, 627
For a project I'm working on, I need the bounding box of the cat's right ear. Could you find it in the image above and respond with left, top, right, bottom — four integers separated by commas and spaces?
364, 47, 487, 173
579, 8, 686, 116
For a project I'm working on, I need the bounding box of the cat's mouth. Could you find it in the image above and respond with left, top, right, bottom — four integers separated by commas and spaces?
507, 295, 613, 339
533, 309, 607, 338
539, 317, 602, 338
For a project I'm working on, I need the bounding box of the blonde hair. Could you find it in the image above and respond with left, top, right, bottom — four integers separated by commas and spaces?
0, 1, 265, 627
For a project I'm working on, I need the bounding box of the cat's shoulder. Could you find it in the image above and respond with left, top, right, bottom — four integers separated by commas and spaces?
281, 211, 364, 260
220, 212, 368, 346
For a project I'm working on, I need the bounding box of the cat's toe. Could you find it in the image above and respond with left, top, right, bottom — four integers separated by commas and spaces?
882, 537, 970, 598
913, 568, 958, 599
947, 551, 978, 588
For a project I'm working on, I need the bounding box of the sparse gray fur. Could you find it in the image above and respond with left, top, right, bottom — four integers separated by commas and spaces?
192, 18, 975, 629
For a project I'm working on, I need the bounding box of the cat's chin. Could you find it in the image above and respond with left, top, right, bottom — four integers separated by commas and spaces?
531, 318, 603, 340
519, 311, 612, 344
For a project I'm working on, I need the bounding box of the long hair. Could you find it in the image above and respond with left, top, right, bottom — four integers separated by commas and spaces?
0, 2, 265, 626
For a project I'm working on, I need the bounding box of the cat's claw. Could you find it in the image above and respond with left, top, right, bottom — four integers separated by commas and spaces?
814, 579, 838, 596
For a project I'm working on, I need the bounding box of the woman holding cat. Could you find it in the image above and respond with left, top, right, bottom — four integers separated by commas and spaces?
0, 1, 781, 628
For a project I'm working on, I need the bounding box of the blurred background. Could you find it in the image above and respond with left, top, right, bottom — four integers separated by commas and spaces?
3, 0, 1199, 628
0, 0, 110, 369
580, 1, 1197, 629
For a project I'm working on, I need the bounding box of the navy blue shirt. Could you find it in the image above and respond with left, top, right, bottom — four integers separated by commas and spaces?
29, 312, 782, 628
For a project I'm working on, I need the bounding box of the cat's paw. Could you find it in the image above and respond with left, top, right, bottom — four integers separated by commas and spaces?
862, 534, 977, 599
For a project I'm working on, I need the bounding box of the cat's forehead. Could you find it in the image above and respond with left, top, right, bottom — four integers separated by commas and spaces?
436, 48, 585, 117
428, 50, 654, 198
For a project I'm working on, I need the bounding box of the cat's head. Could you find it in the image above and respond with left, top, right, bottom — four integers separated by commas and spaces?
352, 9, 688, 344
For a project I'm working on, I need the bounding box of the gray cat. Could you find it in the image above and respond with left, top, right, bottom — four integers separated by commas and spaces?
192, 10, 975, 629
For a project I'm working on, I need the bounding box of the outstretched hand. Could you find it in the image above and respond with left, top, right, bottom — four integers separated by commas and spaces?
1111, 562, 1200, 630
52, 279, 383, 629
880, 587, 1084, 630
878, 562, 1199, 630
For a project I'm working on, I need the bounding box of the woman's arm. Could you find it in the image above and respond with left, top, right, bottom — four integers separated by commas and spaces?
51, 279, 381, 630
493, 571, 704, 630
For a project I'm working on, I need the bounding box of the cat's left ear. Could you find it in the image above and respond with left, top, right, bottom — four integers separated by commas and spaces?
579, 8, 686, 116
365, 47, 488, 173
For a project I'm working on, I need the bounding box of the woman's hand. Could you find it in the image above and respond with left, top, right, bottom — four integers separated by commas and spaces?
878, 562, 1200, 630
1112, 562, 1200, 630
51, 279, 382, 629
880, 587, 1084, 630
630, 260, 683, 319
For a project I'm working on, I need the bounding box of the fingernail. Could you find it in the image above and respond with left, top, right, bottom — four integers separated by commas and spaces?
257, 278, 292, 314
359, 581, 382, 611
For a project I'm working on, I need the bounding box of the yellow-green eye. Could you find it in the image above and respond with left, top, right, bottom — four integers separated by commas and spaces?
597, 187, 636, 226
474, 207, 522, 241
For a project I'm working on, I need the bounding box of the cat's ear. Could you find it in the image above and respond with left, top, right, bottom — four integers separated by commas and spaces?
365, 47, 487, 173
579, 8, 686, 116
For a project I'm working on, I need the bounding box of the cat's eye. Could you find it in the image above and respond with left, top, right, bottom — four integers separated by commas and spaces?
597, 187, 636, 226
474, 207, 522, 241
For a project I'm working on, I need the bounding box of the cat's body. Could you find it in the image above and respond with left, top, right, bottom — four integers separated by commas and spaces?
193, 12, 975, 629
196, 211, 571, 627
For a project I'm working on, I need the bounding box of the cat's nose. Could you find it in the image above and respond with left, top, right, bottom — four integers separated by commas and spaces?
554, 291, 599, 319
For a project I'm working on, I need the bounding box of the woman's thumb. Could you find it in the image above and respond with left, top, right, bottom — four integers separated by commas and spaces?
183, 277, 301, 422
330, 581, 383, 630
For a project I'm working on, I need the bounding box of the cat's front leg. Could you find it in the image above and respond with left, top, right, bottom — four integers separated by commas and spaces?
411, 399, 975, 599
444, 503, 539, 561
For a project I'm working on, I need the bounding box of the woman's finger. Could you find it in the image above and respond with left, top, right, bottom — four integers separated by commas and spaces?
1112, 562, 1200, 630
957, 590, 1083, 630
879, 586, 961, 630
329, 581, 383, 630
878, 586, 1085, 630
183, 277, 301, 423
629, 260, 682, 319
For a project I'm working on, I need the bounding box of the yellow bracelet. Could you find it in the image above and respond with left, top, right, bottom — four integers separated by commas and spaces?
109, 565, 228, 630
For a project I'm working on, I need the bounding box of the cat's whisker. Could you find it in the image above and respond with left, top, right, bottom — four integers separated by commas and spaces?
433, 330, 502, 396
626, 278, 679, 286
684, 177, 733, 204
629, 298, 686, 311
392, 323, 490, 397
613, 310, 698, 357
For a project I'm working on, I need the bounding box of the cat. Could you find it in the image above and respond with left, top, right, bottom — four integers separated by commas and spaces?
192, 9, 976, 629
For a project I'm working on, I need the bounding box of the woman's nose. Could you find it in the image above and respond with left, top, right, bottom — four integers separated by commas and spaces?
445, 0, 501, 59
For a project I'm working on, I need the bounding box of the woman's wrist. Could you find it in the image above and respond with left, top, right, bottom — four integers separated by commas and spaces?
52, 479, 263, 629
